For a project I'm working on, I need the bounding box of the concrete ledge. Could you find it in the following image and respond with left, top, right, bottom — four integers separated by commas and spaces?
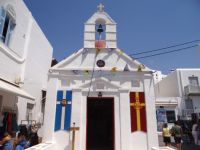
152, 146, 175, 150
26, 142, 56, 150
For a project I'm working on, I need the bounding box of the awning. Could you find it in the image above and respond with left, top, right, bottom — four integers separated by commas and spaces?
0, 79, 35, 100
155, 97, 179, 106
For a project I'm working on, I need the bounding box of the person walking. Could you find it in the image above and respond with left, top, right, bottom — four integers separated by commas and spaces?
171, 121, 183, 150
162, 123, 171, 147
196, 121, 200, 145
192, 121, 198, 145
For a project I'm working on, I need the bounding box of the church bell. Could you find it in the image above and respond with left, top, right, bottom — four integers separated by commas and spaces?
97, 24, 104, 34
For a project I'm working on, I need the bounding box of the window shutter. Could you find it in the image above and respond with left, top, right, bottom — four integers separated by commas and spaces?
64, 90, 72, 130
54, 90, 62, 131
0, 7, 6, 42
5, 20, 15, 45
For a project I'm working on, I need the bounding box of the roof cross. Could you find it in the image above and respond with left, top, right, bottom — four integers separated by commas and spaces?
97, 3, 104, 12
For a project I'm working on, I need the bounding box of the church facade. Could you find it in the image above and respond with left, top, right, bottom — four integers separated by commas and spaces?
43, 4, 158, 150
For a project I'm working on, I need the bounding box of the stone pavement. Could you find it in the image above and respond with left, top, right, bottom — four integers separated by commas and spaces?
158, 134, 200, 150
181, 143, 200, 150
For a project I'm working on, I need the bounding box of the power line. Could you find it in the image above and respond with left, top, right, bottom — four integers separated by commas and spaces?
129, 40, 200, 56
134, 45, 198, 59
87, 52, 98, 97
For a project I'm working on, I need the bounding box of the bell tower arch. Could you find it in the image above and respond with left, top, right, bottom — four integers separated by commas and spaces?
84, 3, 117, 48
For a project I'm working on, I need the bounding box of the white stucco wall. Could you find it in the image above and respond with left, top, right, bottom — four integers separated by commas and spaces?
44, 70, 158, 150
155, 71, 179, 97
156, 69, 200, 97
22, 18, 53, 120
0, 0, 53, 128
0, 0, 31, 81
0, 46, 22, 81
0, 0, 32, 57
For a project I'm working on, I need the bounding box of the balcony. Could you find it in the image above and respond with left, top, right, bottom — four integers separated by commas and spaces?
182, 109, 194, 119
184, 85, 200, 96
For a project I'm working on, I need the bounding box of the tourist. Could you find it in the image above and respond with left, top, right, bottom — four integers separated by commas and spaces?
171, 121, 183, 150
14, 132, 28, 150
162, 123, 171, 146
196, 120, 200, 145
0, 132, 12, 150
192, 120, 198, 145
29, 125, 39, 147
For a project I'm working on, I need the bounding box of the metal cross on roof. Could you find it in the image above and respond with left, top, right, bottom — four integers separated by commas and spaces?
97, 3, 104, 12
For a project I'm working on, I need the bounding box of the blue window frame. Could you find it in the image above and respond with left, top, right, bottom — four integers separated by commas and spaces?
0, 6, 15, 46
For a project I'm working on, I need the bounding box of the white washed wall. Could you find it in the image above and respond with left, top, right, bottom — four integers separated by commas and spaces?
44, 72, 158, 150
155, 71, 179, 97
0, 0, 53, 126
22, 18, 53, 120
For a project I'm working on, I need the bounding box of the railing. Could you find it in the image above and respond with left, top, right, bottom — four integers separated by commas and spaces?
184, 85, 200, 96
182, 109, 194, 119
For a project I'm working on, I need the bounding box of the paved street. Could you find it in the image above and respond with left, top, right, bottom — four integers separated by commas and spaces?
181, 143, 200, 150
158, 134, 200, 150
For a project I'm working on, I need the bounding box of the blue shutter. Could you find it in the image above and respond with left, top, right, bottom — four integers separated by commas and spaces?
5, 20, 15, 45
54, 91, 63, 131
64, 90, 72, 130
0, 7, 6, 42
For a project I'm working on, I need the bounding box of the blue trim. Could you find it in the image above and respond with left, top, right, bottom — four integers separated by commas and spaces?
67, 90, 72, 101
64, 103, 71, 130
54, 91, 63, 131
57, 90, 63, 102
0, 6, 6, 42
54, 104, 62, 131
64, 90, 72, 130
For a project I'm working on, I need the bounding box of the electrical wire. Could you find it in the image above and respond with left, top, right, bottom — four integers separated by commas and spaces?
87, 51, 97, 97
129, 40, 200, 56
134, 45, 198, 59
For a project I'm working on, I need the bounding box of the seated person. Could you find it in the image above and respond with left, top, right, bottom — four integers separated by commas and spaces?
29, 125, 38, 147
15, 132, 28, 150
0, 132, 12, 150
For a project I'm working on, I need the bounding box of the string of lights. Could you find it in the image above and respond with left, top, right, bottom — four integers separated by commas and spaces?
129, 39, 200, 56
133, 45, 198, 60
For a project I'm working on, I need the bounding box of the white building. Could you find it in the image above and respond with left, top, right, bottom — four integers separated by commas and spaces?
155, 69, 200, 129
0, 0, 53, 135
153, 70, 167, 84
42, 4, 158, 150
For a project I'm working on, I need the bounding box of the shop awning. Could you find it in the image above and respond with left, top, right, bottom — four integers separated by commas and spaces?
155, 97, 179, 106
0, 79, 35, 100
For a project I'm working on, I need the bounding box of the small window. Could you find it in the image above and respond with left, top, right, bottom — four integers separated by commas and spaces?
26, 103, 34, 121
166, 110, 176, 123
41, 90, 46, 124
0, 95, 2, 112
0, 6, 16, 46
189, 76, 199, 86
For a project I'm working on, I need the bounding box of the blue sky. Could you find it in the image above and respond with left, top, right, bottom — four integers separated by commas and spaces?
24, 0, 200, 74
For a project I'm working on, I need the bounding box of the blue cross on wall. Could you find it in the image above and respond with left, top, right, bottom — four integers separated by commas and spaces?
54, 90, 72, 131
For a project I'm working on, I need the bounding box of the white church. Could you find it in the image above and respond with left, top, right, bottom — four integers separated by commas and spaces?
40, 4, 159, 150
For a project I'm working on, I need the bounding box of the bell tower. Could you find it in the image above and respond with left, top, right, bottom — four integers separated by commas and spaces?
84, 4, 117, 48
